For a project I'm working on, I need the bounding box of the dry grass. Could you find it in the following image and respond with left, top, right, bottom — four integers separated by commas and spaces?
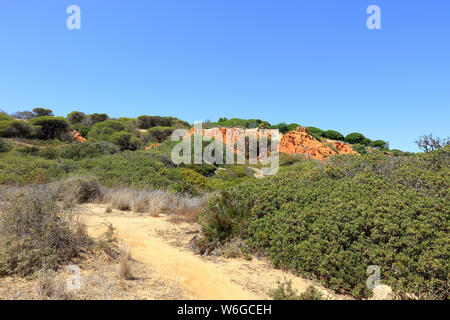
104, 188, 208, 223
118, 246, 133, 280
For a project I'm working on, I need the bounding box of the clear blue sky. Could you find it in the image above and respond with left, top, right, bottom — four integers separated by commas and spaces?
0, 0, 449, 151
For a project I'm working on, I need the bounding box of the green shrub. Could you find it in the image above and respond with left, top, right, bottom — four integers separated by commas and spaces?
0, 113, 13, 122
111, 131, 142, 151
17, 146, 40, 156
0, 187, 92, 276
38, 147, 59, 160
371, 140, 387, 149
144, 126, 174, 143
88, 113, 109, 124
344, 132, 366, 144
55, 176, 104, 204
202, 149, 449, 299
322, 130, 344, 141
0, 138, 13, 153
360, 138, 372, 146
60, 141, 119, 160
137, 116, 189, 129
351, 143, 367, 154
197, 190, 254, 252
0, 120, 34, 138
307, 127, 324, 137
67, 111, 87, 125
29, 116, 69, 140
86, 120, 125, 142
32, 108, 53, 117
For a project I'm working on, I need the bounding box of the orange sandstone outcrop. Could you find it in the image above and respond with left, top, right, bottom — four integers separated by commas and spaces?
185, 127, 264, 144
71, 130, 86, 143
185, 126, 358, 161
279, 127, 358, 160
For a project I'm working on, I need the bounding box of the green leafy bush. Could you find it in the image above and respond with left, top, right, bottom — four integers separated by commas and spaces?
111, 131, 142, 151
137, 116, 190, 129
322, 130, 344, 141
0, 120, 34, 138
86, 120, 125, 142
67, 111, 87, 125
201, 148, 450, 299
344, 132, 366, 144
351, 143, 367, 154
88, 113, 109, 124
144, 126, 175, 143
307, 127, 324, 137
371, 140, 387, 149
29, 116, 69, 140
60, 141, 119, 160
0, 138, 13, 153
32, 108, 53, 117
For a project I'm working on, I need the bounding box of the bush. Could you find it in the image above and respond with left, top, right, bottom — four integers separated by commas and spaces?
307, 127, 324, 137
39, 147, 60, 160
88, 113, 109, 124
11, 111, 35, 120
351, 143, 367, 154
32, 108, 54, 117
0, 113, 13, 122
111, 131, 142, 151
86, 120, 125, 142
55, 176, 104, 204
17, 146, 40, 156
67, 111, 87, 125
0, 120, 34, 138
0, 187, 92, 276
29, 116, 69, 140
202, 149, 449, 299
137, 116, 190, 129
371, 140, 387, 149
322, 130, 344, 141
344, 132, 366, 144
60, 141, 119, 160
197, 190, 254, 253
0, 138, 13, 153
144, 126, 174, 143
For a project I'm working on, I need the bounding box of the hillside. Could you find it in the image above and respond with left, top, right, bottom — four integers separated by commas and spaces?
0, 108, 448, 300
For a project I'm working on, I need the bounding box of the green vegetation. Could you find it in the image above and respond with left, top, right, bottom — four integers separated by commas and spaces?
322, 130, 344, 141
28, 116, 69, 140
2, 108, 447, 300
199, 147, 450, 299
344, 132, 366, 144
0, 138, 13, 153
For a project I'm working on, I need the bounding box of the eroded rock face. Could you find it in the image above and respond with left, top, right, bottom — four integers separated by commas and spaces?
185, 126, 358, 161
71, 130, 86, 143
279, 127, 358, 160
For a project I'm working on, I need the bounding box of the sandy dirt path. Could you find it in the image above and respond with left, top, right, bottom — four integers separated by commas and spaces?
79, 204, 345, 300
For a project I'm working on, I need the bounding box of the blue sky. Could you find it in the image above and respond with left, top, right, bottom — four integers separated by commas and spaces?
0, 1, 448, 151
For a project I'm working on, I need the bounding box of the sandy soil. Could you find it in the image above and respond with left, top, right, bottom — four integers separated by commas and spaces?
78, 204, 346, 300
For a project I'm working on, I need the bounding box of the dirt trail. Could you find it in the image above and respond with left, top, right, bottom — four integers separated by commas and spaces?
79, 204, 345, 300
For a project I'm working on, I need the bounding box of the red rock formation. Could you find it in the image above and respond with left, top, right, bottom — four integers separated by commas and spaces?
185, 126, 358, 161
71, 130, 86, 143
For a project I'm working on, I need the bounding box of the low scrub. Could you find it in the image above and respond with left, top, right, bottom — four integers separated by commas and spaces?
0, 186, 92, 276
104, 187, 208, 221
199, 147, 450, 299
